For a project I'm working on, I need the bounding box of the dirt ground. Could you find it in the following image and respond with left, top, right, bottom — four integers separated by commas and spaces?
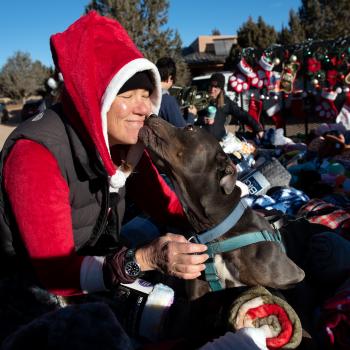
0, 105, 22, 149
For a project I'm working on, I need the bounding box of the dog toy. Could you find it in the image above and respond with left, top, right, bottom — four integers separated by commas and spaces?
228, 286, 302, 349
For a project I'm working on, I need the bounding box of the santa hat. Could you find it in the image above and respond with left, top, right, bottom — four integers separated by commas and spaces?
50, 11, 161, 192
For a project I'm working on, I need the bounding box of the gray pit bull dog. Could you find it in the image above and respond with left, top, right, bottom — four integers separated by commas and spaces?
139, 115, 305, 300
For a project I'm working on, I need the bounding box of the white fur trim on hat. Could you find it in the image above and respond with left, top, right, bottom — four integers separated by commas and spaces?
238, 59, 256, 78
266, 102, 281, 117
100, 58, 161, 192
259, 55, 274, 71
321, 90, 338, 101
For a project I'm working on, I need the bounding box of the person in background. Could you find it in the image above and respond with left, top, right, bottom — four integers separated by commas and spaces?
196, 72, 264, 141
156, 56, 197, 126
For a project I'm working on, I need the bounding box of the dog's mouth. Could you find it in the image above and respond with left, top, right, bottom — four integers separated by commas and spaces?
139, 119, 211, 228
139, 124, 168, 170
139, 116, 170, 153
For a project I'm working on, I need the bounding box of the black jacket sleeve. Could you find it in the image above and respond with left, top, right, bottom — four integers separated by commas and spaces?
227, 98, 262, 133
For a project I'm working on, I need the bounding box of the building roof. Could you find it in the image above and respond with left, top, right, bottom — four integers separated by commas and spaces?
189, 35, 237, 53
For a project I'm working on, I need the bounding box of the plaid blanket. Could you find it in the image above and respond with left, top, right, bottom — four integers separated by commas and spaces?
297, 198, 350, 237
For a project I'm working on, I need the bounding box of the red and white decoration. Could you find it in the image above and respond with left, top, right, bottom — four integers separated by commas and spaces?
228, 58, 257, 93
251, 55, 275, 91
336, 91, 350, 129
315, 90, 338, 120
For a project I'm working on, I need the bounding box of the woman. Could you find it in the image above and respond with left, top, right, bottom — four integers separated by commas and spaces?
0, 11, 208, 298
196, 73, 263, 141
0, 13, 271, 349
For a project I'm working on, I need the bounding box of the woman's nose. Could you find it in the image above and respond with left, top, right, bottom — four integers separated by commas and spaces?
134, 98, 151, 116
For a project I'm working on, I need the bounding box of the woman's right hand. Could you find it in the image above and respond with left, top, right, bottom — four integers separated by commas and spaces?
135, 233, 208, 280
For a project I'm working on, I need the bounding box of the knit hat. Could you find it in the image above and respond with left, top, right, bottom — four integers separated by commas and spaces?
50, 11, 161, 192
210, 73, 225, 89
119, 71, 154, 95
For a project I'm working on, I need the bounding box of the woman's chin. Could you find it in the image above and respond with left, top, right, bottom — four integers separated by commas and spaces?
126, 134, 140, 144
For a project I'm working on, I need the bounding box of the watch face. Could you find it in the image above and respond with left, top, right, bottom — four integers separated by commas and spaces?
125, 261, 141, 278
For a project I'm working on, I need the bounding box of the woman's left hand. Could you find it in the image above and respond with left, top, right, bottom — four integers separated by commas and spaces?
135, 233, 209, 279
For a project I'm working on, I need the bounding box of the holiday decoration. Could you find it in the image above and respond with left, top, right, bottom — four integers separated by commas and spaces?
230, 36, 350, 133
345, 71, 350, 85
228, 58, 256, 93
248, 95, 263, 123
266, 99, 284, 129
336, 91, 350, 129
315, 89, 338, 120
251, 54, 274, 91
280, 61, 300, 94
307, 57, 322, 74
326, 69, 338, 88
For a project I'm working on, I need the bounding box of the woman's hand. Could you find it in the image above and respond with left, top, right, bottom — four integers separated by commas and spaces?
257, 130, 264, 140
135, 233, 208, 280
188, 105, 197, 116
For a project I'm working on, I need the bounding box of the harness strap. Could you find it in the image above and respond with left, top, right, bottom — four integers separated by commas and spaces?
191, 199, 247, 244
204, 230, 285, 292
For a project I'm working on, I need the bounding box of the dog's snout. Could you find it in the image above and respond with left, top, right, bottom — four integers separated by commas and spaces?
146, 113, 158, 120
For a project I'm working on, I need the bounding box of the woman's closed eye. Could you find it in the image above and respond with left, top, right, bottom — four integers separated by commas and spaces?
119, 93, 132, 99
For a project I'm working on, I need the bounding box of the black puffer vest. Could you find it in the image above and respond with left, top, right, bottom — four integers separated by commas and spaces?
0, 105, 125, 274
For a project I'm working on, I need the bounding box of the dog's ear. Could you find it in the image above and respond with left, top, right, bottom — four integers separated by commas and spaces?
220, 173, 236, 194
217, 152, 236, 195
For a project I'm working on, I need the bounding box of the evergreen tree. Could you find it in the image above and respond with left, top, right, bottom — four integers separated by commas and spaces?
278, 9, 305, 45
0, 52, 51, 102
322, 0, 350, 39
298, 0, 350, 40
237, 16, 259, 48
256, 16, 278, 49
86, 0, 190, 85
237, 16, 277, 49
212, 28, 221, 35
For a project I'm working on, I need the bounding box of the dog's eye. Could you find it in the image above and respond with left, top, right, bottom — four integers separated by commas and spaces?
185, 125, 194, 131
177, 151, 183, 158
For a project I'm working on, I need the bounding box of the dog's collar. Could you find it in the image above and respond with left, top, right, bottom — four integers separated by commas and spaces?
189, 199, 248, 244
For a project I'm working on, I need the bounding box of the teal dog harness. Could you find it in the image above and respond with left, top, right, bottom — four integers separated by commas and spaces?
189, 199, 285, 292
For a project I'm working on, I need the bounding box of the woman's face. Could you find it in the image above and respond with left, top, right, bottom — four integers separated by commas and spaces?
209, 85, 221, 99
107, 89, 152, 145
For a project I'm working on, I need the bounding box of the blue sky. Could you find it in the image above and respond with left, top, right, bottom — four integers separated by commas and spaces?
0, 0, 300, 69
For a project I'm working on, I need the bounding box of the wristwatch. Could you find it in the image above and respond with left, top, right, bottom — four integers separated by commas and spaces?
124, 248, 141, 278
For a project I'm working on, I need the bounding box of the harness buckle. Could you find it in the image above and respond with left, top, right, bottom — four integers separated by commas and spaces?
188, 235, 200, 244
